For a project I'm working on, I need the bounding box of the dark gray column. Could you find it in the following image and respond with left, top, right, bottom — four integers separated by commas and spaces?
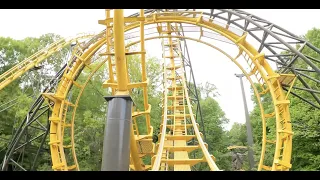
235, 74, 255, 170
101, 95, 132, 171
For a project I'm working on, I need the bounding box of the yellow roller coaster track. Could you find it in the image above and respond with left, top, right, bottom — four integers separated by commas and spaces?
151, 22, 219, 171
1, 9, 298, 171
0, 33, 95, 91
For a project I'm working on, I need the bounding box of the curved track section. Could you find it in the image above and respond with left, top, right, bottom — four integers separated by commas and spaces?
140, 9, 320, 109
42, 33, 107, 171
1, 9, 320, 171
116, 10, 295, 171
126, 34, 271, 171
49, 10, 293, 171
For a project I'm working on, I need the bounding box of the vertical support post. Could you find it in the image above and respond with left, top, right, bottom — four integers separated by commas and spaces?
101, 9, 131, 171
235, 73, 255, 170
101, 9, 143, 171
101, 96, 132, 171
113, 9, 128, 94
105, 9, 115, 95
129, 118, 143, 171
139, 9, 151, 134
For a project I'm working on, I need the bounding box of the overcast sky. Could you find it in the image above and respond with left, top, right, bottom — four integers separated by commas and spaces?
1, 9, 319, 130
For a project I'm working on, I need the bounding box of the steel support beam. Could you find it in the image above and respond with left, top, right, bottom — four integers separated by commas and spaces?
101, 96, 132, 171
178, 23, 206, 142
101, 10, 134, 171
235, 74, 255, 170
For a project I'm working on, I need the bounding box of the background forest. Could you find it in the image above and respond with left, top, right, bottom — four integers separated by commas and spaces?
0, 28, 319, 171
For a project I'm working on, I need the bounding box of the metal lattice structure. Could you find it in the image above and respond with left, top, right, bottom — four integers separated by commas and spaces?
1, 65, 64, 171
0, 9, 319, 171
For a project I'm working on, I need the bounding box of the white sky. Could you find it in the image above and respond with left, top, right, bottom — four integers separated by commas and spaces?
1, 9, 319, 130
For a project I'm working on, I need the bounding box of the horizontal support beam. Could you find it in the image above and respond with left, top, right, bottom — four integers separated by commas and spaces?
102, 79, 149, 89
161, 135, 195, 141
163, 145, 203, 152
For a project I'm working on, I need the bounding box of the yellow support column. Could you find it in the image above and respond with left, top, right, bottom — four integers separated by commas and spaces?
113, 9, 129, 94
114, 9, 143, 171
130, 120, 144, 171
139, 9, 152, 134
101, 9, 143, 171
105, 9, 116, 95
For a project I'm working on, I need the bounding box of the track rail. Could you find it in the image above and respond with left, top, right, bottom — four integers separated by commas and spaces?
0, 33, 95, 91
152, 23, 219, 171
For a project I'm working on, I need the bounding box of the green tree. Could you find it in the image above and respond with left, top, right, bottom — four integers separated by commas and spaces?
0, 34, 67, 165
249, 28, 320, 171
228, 123, 247, 146
190, 82, 230, 170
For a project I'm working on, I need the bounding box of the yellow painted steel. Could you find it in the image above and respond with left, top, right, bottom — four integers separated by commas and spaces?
151, 22, 219, 171
0, 9, 294, 171
103, 9, 144, 171
113, 9, 129, 94
125, 34, 271, 171
44, 32, 267, 171
164, 23, 191, 171
0, 33, 95, 91
119, 12, 293, 171
123, 34, 284, 171
139, 9, 152, 135
43, 37, 106, 171
105, 9, 116, 95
